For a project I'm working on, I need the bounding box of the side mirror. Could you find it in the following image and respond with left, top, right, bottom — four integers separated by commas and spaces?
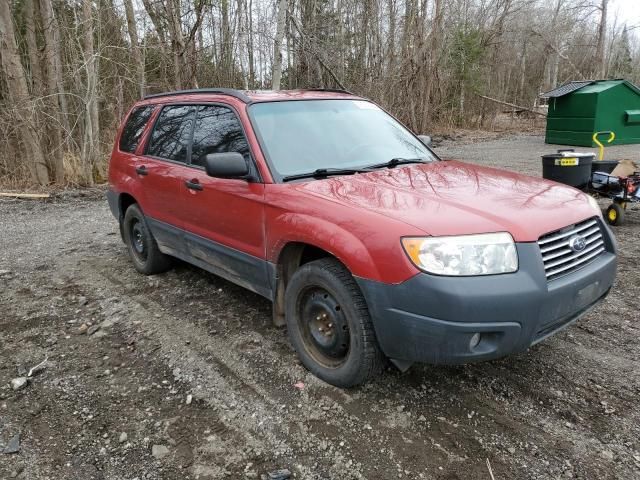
418, 135, 433, 148
204, 152, 249, 179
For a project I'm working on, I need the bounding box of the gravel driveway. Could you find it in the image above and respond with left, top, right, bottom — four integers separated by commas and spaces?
1, 134, 639, 480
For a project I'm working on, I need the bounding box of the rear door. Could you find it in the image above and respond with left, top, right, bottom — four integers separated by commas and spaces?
137, 104, 196, 256
179, 104, 269, 297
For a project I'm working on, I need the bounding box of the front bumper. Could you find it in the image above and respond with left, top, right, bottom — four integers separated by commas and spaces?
356, 225, 617, 365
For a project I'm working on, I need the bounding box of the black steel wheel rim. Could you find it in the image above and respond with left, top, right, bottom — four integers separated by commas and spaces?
130, 219, 148, 261
297, 286, 350, 368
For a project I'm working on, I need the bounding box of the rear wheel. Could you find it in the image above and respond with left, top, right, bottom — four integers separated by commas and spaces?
606, 203, 625, 226
122, 204, 172, 274
284, 258, 383, 387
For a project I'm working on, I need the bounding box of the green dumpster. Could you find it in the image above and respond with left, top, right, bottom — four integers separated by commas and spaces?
541, 79, 640, 146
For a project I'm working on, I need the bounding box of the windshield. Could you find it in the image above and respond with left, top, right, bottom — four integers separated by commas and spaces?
249, 99, 437, 179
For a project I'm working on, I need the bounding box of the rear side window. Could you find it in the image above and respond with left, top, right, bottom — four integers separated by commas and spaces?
146, 105, 196, 163
119, 106, 154, 153
191, 105, 250, 168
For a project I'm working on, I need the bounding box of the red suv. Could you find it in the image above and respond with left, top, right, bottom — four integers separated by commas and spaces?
108, 89, 617, 387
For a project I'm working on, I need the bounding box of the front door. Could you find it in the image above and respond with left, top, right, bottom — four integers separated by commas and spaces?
179, 104, 269, 297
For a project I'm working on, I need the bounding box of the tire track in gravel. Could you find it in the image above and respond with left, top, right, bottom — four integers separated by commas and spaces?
74, 257, 383, 479
70, 251, 637, 480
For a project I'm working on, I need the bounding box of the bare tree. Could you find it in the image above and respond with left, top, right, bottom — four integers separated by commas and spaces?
1, 0, 639, 187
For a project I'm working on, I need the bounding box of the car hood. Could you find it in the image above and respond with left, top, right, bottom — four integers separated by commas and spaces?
293, 160, 598, 242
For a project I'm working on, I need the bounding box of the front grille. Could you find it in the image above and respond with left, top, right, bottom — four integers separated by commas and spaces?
538, 218, 605, 280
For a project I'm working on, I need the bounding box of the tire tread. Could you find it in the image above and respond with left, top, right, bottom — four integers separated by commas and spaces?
286, 257, 384, 387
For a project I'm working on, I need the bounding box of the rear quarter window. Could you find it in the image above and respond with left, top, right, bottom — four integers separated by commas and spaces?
119, 106, 154, 153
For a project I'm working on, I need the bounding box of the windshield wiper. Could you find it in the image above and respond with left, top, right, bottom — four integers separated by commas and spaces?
282, 167, 370, 182
364, 157, 427, 170
281, 158, 427, 182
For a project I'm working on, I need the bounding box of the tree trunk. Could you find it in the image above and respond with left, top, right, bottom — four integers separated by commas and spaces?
247, 0, 255, 86
595, 0, 608, 78
519, 40, 527, 102
220, 0, 232, 84
166, 0, 185, 89
123, 0, 144, 98
24, 0, 44, 96
272, 0, 288, 90
80, 0, 99, 185
236, 0, 248, 88
543, 0, 563, 91
39, 0, 68, 182
39, 0, 70, 134
0, 0, 50, 184
425, 0, 442, 128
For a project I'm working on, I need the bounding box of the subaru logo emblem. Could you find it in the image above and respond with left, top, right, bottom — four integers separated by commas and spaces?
569, 235, 587, 252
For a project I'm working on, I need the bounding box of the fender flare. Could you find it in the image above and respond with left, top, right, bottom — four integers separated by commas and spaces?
269, 213, 381, 280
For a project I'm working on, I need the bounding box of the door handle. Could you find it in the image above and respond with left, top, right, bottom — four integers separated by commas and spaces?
135, 166, 148, 176
185, 179, 203, 191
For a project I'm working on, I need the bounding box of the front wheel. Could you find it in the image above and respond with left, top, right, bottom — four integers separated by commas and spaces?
284, 258, 383, 387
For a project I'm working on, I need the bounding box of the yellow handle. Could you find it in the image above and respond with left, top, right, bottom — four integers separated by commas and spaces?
592, 131, 615, 160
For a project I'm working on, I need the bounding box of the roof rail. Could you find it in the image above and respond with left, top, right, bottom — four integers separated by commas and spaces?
306, 88, 354, 95
144, 88, 252, 103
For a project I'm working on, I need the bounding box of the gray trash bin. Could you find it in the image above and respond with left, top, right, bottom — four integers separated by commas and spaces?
542, 149, 595, 190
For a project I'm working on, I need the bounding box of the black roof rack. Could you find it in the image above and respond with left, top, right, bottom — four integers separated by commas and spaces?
143, 87, 354, 103
144, 88, 252, 103
306, 88, 353, 95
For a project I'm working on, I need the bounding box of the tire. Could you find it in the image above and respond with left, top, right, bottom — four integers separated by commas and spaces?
122, 204, 172, 275
605, 203, 625, 226
284, 258, 383, 388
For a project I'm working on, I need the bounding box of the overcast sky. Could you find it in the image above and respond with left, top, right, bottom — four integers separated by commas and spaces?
612, 0, 640, 29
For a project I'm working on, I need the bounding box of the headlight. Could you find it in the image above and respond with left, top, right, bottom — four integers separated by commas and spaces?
587, 195, 602, 216
401, 233, 518, 276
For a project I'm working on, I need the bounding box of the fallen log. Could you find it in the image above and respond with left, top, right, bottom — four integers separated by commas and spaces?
477, 94, 547, 117
0, 192, 50, 199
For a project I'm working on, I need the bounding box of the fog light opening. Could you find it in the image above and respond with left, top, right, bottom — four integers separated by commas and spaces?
469, 333, 482, 350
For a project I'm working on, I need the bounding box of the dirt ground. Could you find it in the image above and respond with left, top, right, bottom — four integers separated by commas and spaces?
1, 134, 639, 480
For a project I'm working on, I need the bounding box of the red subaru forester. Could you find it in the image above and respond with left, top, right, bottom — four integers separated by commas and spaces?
108, 88, 617, 387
